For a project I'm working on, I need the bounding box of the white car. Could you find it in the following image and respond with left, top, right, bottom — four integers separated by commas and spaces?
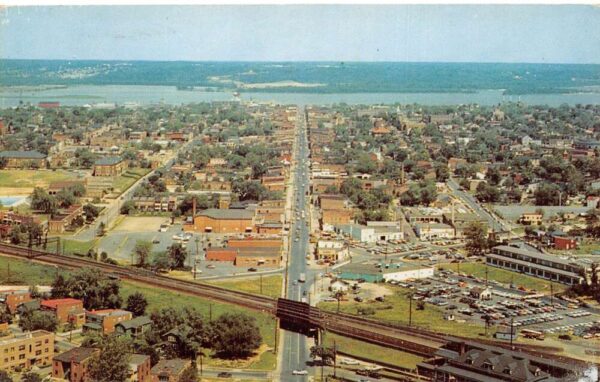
340, 358, 360, 365
292, 370, 308, 375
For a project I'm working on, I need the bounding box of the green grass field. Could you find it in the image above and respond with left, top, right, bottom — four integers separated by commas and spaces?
318, 286, 493, 339
206, 275, 283, 299
442, 262, 565, 293
0, 255, 277, 370
322, 333, 424, 369
112, 168, 151, 193
60, 239, 98, 256
0, 169, 80, 189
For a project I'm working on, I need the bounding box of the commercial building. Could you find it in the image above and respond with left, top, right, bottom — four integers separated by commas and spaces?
185, 208, 256, 233
0, 150, 47, 168
150, 359, 191, 382
52, 347, 98, 382
519, 213, 543, 225
316, 240, 347, 262
337, 261, 434, 283
92, 156, 125, 176
0, 330, 54, 371
414, 223, 455, 240
486, 245, 585, 285
41, 298, 86, 325
48, 204, 84, 234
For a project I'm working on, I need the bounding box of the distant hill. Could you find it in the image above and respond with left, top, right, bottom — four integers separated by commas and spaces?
1, 60, 600, 95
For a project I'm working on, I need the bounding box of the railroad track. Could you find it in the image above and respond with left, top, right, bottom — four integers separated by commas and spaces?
1, 243, 590, 366
0, 243, 275, 313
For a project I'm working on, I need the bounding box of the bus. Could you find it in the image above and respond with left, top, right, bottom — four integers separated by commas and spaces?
521, 329, 545, 340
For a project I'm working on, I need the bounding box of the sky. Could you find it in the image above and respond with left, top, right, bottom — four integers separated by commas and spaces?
1, 5, 600, 63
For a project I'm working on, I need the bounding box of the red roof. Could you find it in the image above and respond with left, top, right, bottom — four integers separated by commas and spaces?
41, 298, 82, 309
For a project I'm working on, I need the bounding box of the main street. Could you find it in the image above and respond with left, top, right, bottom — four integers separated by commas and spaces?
279, 106, 313, 381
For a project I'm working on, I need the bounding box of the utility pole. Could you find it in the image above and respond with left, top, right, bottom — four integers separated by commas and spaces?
333, 339, 337, 379
260, 274, 263, 295
510, 317, 514, 349
194, 236, 199, 280
408, 292, 413, 326
485, 264, 489, 287
550, 282, 554, 305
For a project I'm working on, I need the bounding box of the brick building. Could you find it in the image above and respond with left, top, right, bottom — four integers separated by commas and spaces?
48, 205, 84, 234
84, 309, 133, 334
150, 359, 191, 382
0, 150, 47, 169
41, 298, 85, 326
92, 156, 124, 176
129, 354, 152, 382
0, 330, 54, 371
0, 290, 32, 314
52, 347, 98, 382
185, 209, 256, 233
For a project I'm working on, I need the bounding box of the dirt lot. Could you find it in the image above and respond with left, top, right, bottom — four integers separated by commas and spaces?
112, 216, 168, 232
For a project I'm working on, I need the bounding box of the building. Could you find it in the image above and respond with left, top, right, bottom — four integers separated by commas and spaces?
0, 211, 40, 227
185, 208, 255, 233
470, 287, 492, 301
553, 236, 577, 250
115, 316, 152, 338
150, 358, 191, 382
93, 156, 124, 176
316, 240, 347, 263
337, 261, 434, 283
48, 205, 84, 234
52, 347, 99, 382
0, 150, 47, 168
0, 330, 54, 371
128, 354, 152, 382
414, 223, 455, 240
417, 339, 582, 382
519, 213, 543, 225
0, 290, 32, 314
40, 298, 85, 325
486, 245, 585, 285
84, 309, 133, 334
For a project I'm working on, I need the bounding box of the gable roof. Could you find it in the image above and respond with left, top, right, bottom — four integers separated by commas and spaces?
116, 316, 152, 330
54, 347, 98, 363
94, 156, 123, 166
0, 150, 46, 159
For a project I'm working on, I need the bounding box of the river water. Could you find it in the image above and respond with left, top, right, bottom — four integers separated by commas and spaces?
1, 84, 600, 107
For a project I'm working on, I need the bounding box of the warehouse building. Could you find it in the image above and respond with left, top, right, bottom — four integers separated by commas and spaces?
337, 261, 434, 283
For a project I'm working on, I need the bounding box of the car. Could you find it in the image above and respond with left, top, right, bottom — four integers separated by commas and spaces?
206, 264, 216, 269
340, 357, 360, 365
248, 267, 258, 272
354, 296, 364, 302
152, 239, 160, 244
292, 370, 308, 375
217, 372, 232, 378
159, 225, 168, 232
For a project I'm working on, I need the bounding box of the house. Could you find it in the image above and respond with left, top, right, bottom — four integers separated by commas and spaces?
0, 330, 54, 371
40, 298, 85, 325
185, 208, 256, 234
128, 354, 152, 382
494, 326, 518, 341
553, 235, 577, 250
0, 150, 47, 168
52, 347, 99, 382
48, 180, 86, 196
150, 358, 191, 382
470, 287, 492, 301
84, 309, 133, 334
0, 290, 32, 314
92, 156, 124, 176
115, 316, 152, 338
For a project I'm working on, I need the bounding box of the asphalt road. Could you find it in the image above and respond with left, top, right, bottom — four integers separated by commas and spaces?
280, 106, 313, 381
447, 177, 508, 232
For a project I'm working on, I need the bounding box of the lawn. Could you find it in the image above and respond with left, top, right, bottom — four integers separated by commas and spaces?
0, 169, 80, 189
318, 286, 492, 339
322, 333, 424, 369
0, 255, 279, 370
112, 168, 151, 193
443, 262, 566, 293
206, 275, 283, 299
60, 239, 98, 256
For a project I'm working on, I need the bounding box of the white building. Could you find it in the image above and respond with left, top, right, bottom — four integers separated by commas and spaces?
336, 222, 404, 243
414, 223, 454, 240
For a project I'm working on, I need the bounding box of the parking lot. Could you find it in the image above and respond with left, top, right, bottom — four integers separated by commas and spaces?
389, 268, 600, 339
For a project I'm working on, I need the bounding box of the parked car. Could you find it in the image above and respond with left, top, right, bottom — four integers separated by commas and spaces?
217, 372, 232, 378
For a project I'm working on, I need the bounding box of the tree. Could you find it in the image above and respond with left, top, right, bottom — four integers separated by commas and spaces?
21, 373, 42, 382
97, 221, 106, 237
51, 274, 70, 298
30, 187, 57, 214
179, 364, 199, 382
83, 203, 100, 222
126, 292, 148, 317
0, 307, 12, 325
134, 240, 152, 267
19, 311, 58, 332
210, 313, 262, 358
0, 371, 12, 382
168, 243, 188, 269
88, 335, 132, 382
120, 200, 137, 215
52, 268, 122, 310
534, 183, 561, 206
310, 345, 335, 366
152, 251, 171, 271
465, 222, 488, 256
475, 183, 500, 203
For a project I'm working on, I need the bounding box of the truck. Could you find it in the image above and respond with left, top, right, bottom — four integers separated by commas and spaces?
298, 273, 306, 283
